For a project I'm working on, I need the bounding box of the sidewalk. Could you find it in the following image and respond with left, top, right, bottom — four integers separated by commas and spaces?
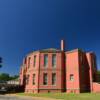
6, 94, 63, 100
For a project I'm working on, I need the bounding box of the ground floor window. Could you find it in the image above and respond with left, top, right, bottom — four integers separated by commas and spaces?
26, 75, 29, 85
52, 73, 56, 85
70, 74, 74, 81
33, 74, 36, 85
43, 73, 48, 85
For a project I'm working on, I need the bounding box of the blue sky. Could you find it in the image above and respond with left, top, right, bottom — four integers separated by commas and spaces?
0, 0, 100, 75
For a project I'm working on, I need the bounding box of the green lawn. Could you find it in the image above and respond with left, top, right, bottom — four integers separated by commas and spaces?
17, 93, 100, 100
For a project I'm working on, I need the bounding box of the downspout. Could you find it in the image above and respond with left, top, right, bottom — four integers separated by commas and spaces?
37, 53, 40, 93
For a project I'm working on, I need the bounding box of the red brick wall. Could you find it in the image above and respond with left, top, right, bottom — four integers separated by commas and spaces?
38, 52, 65, 93
19, 67, 24, 86
92, 82, 100, 93
86, 52, 97, 92
21, 51, 65, 93
79, 51, 90, 92
19, 48, 98, 94
24, 52, 40, 93
65, 49, 80, 93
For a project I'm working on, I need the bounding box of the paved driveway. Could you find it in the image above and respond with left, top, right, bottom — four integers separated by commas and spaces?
0, 94, 60, 100
0, 95, 32, 100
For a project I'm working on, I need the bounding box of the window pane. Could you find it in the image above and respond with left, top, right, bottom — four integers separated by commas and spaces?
44, 54, 48, 67
43, 73, 48, 85
33, 74, 35, 85
52, 73, 56, 85
34, 55, 36, 67
52, 54, 56, 67
28, 57, 31, 68
26, 75, 29, 85
70, 74, 74, 81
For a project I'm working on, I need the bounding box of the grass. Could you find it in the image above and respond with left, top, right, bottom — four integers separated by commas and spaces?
17, 92, 100, 100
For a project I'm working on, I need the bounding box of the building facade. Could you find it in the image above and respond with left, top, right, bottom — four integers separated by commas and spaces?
19, 40, 100, 93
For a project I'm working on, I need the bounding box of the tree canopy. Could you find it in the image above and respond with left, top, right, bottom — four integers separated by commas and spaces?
97, 70, 100, 74
0, 73, 19, 81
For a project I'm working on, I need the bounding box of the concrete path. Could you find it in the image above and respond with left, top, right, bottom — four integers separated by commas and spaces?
0, 94, 62, 100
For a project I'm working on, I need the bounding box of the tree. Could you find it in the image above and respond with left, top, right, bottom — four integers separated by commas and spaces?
97, 70, 100, 74
9, 75, 19, 80
0, 73, 10, 81
0, 73, 19, 81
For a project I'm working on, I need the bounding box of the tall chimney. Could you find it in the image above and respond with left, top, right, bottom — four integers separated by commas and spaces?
61, 40, 65, 51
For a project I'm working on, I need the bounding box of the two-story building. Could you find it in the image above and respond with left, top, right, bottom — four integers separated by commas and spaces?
19, 40, 100, 93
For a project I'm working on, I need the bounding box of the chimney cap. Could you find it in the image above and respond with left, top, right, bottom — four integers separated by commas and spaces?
61, 40, 65, 51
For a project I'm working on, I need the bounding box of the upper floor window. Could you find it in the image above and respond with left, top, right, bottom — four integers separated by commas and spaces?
52, 73, 56, 85
52, 54, 56, 68
43, 73, 48, 85
70, 74, 74, 81
33, 74, 36, 85
44, 54, 48, 67
23, 75, 26, 84
28, 57, 31, 68
92, 55, 96, 69
34, 55, 36, 67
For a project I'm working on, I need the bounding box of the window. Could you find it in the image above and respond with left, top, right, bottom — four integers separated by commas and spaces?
43, 73, 48, 85
70, 74, 74, 81
26, 75, 29, 85
34, 55, 36, 67
23, 75, 26, 84
33, 74, 36, 85
92, 56, 96, 68
52, 73, 56, 85
52, 54, 56, 68
28, 57, 31, 68
44, 54, 48, 67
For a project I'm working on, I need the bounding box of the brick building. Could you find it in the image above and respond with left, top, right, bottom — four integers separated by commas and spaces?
19, 40, 100, 93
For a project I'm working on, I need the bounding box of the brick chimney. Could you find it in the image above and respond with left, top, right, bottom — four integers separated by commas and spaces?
61, 40, 65, 51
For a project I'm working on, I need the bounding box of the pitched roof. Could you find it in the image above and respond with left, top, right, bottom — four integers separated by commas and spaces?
26, 48, 62, 57
39, 48, 62, 52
